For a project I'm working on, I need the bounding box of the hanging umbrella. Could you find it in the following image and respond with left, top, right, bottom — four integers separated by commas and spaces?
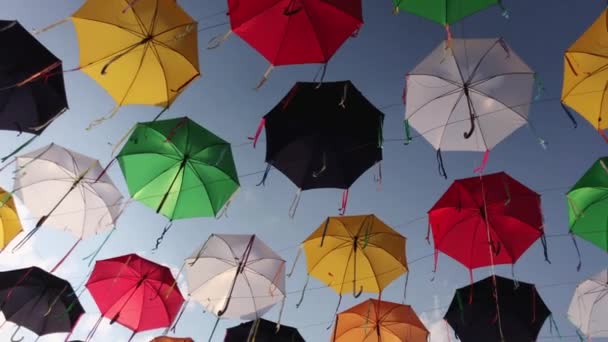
215, 0, 362, 86
333, 299, 428, 342
428, 172, 548, 276
11, 143, 123, 260
567, 157, 608, 253
150, 337, 194, 342
184, 234, 286, 339
0, 186, 22, 252
392, 0, 506, 27
562, 9, 608, 141
67, 0, 199, 125
85, 254, 185, 341
253, 81, 384, 215
568, 269, 607, 338
404, 38, 537, 176
0, 266, 85, 341
298, 214, 406, 316
225, 319, 305, 342
445, 275, 551, 342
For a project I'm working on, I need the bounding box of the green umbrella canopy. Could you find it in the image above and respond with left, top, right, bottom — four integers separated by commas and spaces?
117, 117, 240, 220
567, 157, 608, 252
392, 0, 501, 26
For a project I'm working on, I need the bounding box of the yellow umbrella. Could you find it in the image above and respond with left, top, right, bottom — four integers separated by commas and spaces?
300, 214, 407, 299
562, 9, 608, 141
0, 188, 22, 251
69, 0, 200, 126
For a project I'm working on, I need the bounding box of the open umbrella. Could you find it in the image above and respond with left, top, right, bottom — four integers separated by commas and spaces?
445, 275, 551, 342
392, 0, 506, 28
568, 269, 607, 338
253, 81, 384, 216
561, 8, 608, 142
0, 186, 22, 252
567, 157, 608, 253
0, 266, 85, 341
150, 337, 194, 342
225, 319, 305, 342
332, 299, 429, 342
67, 0, 199, 126
404, 38, 537, 176
85, 254, 185, 341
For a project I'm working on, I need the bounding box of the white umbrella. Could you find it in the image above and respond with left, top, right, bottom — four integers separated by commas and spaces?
11, 143, 123, 264
405, 38, 536, 174
568, 269, 608, 338
184, 234, 286, 340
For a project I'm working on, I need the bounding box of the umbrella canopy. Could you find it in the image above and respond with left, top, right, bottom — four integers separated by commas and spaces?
185, 234, 286, 320
0, 266, 84, 337
561, 9, 608, 136
392, 0, 500, 26
260, 81, 383, 191
428, 172, 545, 271
225, 319, 305, 342
0, 20, 68, 134
405, 38, 535, 152
302, 214, 407, 296
568, 269, 607, 338
117, 117, 239, 220
0, 186, 22, 251
86, 254, 185, 333
150, 337, 194, 342
13, 143, 123, 238
445, 275, 551, 342
227, 0, 362, 66
71, 0, 199, 109
333, 299, 429, 342
567, 157, 608, 252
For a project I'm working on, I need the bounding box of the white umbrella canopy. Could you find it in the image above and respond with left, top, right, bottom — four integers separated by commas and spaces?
405, 38, 536, 152
568, 269, 608, 338
12, 143, 124, 241
184, 234, 286, 321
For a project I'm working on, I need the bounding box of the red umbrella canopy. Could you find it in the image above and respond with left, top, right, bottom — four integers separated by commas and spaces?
86, 254, 185, 333
228, 0, 362, 66
428, 172, 545, 271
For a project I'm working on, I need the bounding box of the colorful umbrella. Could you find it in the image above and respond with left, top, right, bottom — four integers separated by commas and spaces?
11, 143, 123, 267
216, 0, 362, 86
150, 337, 194, 342
184, 234, 286, 340
225, 319, 305, 342
253, 81, 384, 216
0, 186, 22, 252
392, 0, 506, 27
445, 276, 551, 342
68, 0, 199, 125
428, 172, 548, 276
561, 9, 608, 142
404, 38, 537, 176
0, 266, 85, 341
568, 269, 607, 338
85, 254, 185, 341
332, 299, 429, 342
567, 157, 608, 253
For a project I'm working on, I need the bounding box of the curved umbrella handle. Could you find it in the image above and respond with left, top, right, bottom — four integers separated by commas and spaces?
10, 326, 23, 342
464, 113, 476, 139
463, 86, 476, 139
353, 285, 363, 298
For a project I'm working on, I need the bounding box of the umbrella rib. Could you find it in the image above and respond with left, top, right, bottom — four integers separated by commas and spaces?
301, 5, 328, 62
185, 162, 219, 215
306, 243, 352, 273
406, 79, 462, 121
469, 72, 535, 88
235, 0, 283, 29
465, 39, 501, 84
408, 73, 462, 87
357, 247, 382, 292
120, 0, 148, 34
469, 88, 530, 122
131, 160, 181, 201
144, 281, 172, 328
148, 43, 170, 106
271, 5, 295, 64
314, 0, 362, 23
336, 246, 355, 294
72, 16, 145, 38
435, 91, 466, 150
240, 270, 260, 318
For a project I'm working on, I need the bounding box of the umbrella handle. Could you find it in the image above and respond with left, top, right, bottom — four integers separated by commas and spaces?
10, 326, 23, 342
353, 285, 363, 298
283, 0, 302, 15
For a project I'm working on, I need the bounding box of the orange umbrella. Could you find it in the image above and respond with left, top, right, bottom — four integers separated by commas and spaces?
150, 337, 193, 342
332, 299, 429, 342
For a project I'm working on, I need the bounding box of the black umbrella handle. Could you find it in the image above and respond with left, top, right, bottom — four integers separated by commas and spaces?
463, 86, 476, 139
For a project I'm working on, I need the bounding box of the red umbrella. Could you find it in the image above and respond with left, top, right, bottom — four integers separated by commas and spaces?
223, 0, 363, 85
85, 254, 185, 341
428, 172, 548, 276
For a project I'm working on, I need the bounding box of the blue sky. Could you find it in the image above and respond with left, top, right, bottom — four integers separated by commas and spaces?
0, 0, 606, 341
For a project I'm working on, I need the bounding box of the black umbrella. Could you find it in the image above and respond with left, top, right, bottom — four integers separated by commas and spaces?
253, 81, 384, 215
0, 266, 84, 341
444, 275, 551, 342
225, 319, 305, 342
0, 20, 68, 160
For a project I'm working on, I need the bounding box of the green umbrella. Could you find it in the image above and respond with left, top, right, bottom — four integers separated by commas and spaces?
392, 0, 504, 26
117, 117, 239, 220
567, 157, 608, 252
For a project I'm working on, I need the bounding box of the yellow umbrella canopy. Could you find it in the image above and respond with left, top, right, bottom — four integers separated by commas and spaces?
0, 189, 22, 251
562, 9, 608, 137
302, 214, 407, 297
71, 0, 200, 110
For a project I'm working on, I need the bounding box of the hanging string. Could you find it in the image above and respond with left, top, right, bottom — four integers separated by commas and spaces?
1, 135, 38, 163
338, 189, 349, 216
288, 189, 302, 219
326, 295, 342, 330
207, 30, 233, 49
32, 18, 68, 35
255, 65, 275, 90
436, 149, 448, 179
560, 103, 578, 128
152, 220, 174, 251
85, 315, 103, 342
248, 118, 266, 148
402, 271, 409, 304
275, 297, 286, 332
569, 233, 582, 271
314, 63, 329, 88
540, 233, 551, 264
50, 238, 82, 273
295, 275, 310, 308
94, 158, 116, 183
473, 149, 490, 174
403, 120, 412, 145
286, 247, 301, 278
168, 297, 189, 334
256, 163, 271, 186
